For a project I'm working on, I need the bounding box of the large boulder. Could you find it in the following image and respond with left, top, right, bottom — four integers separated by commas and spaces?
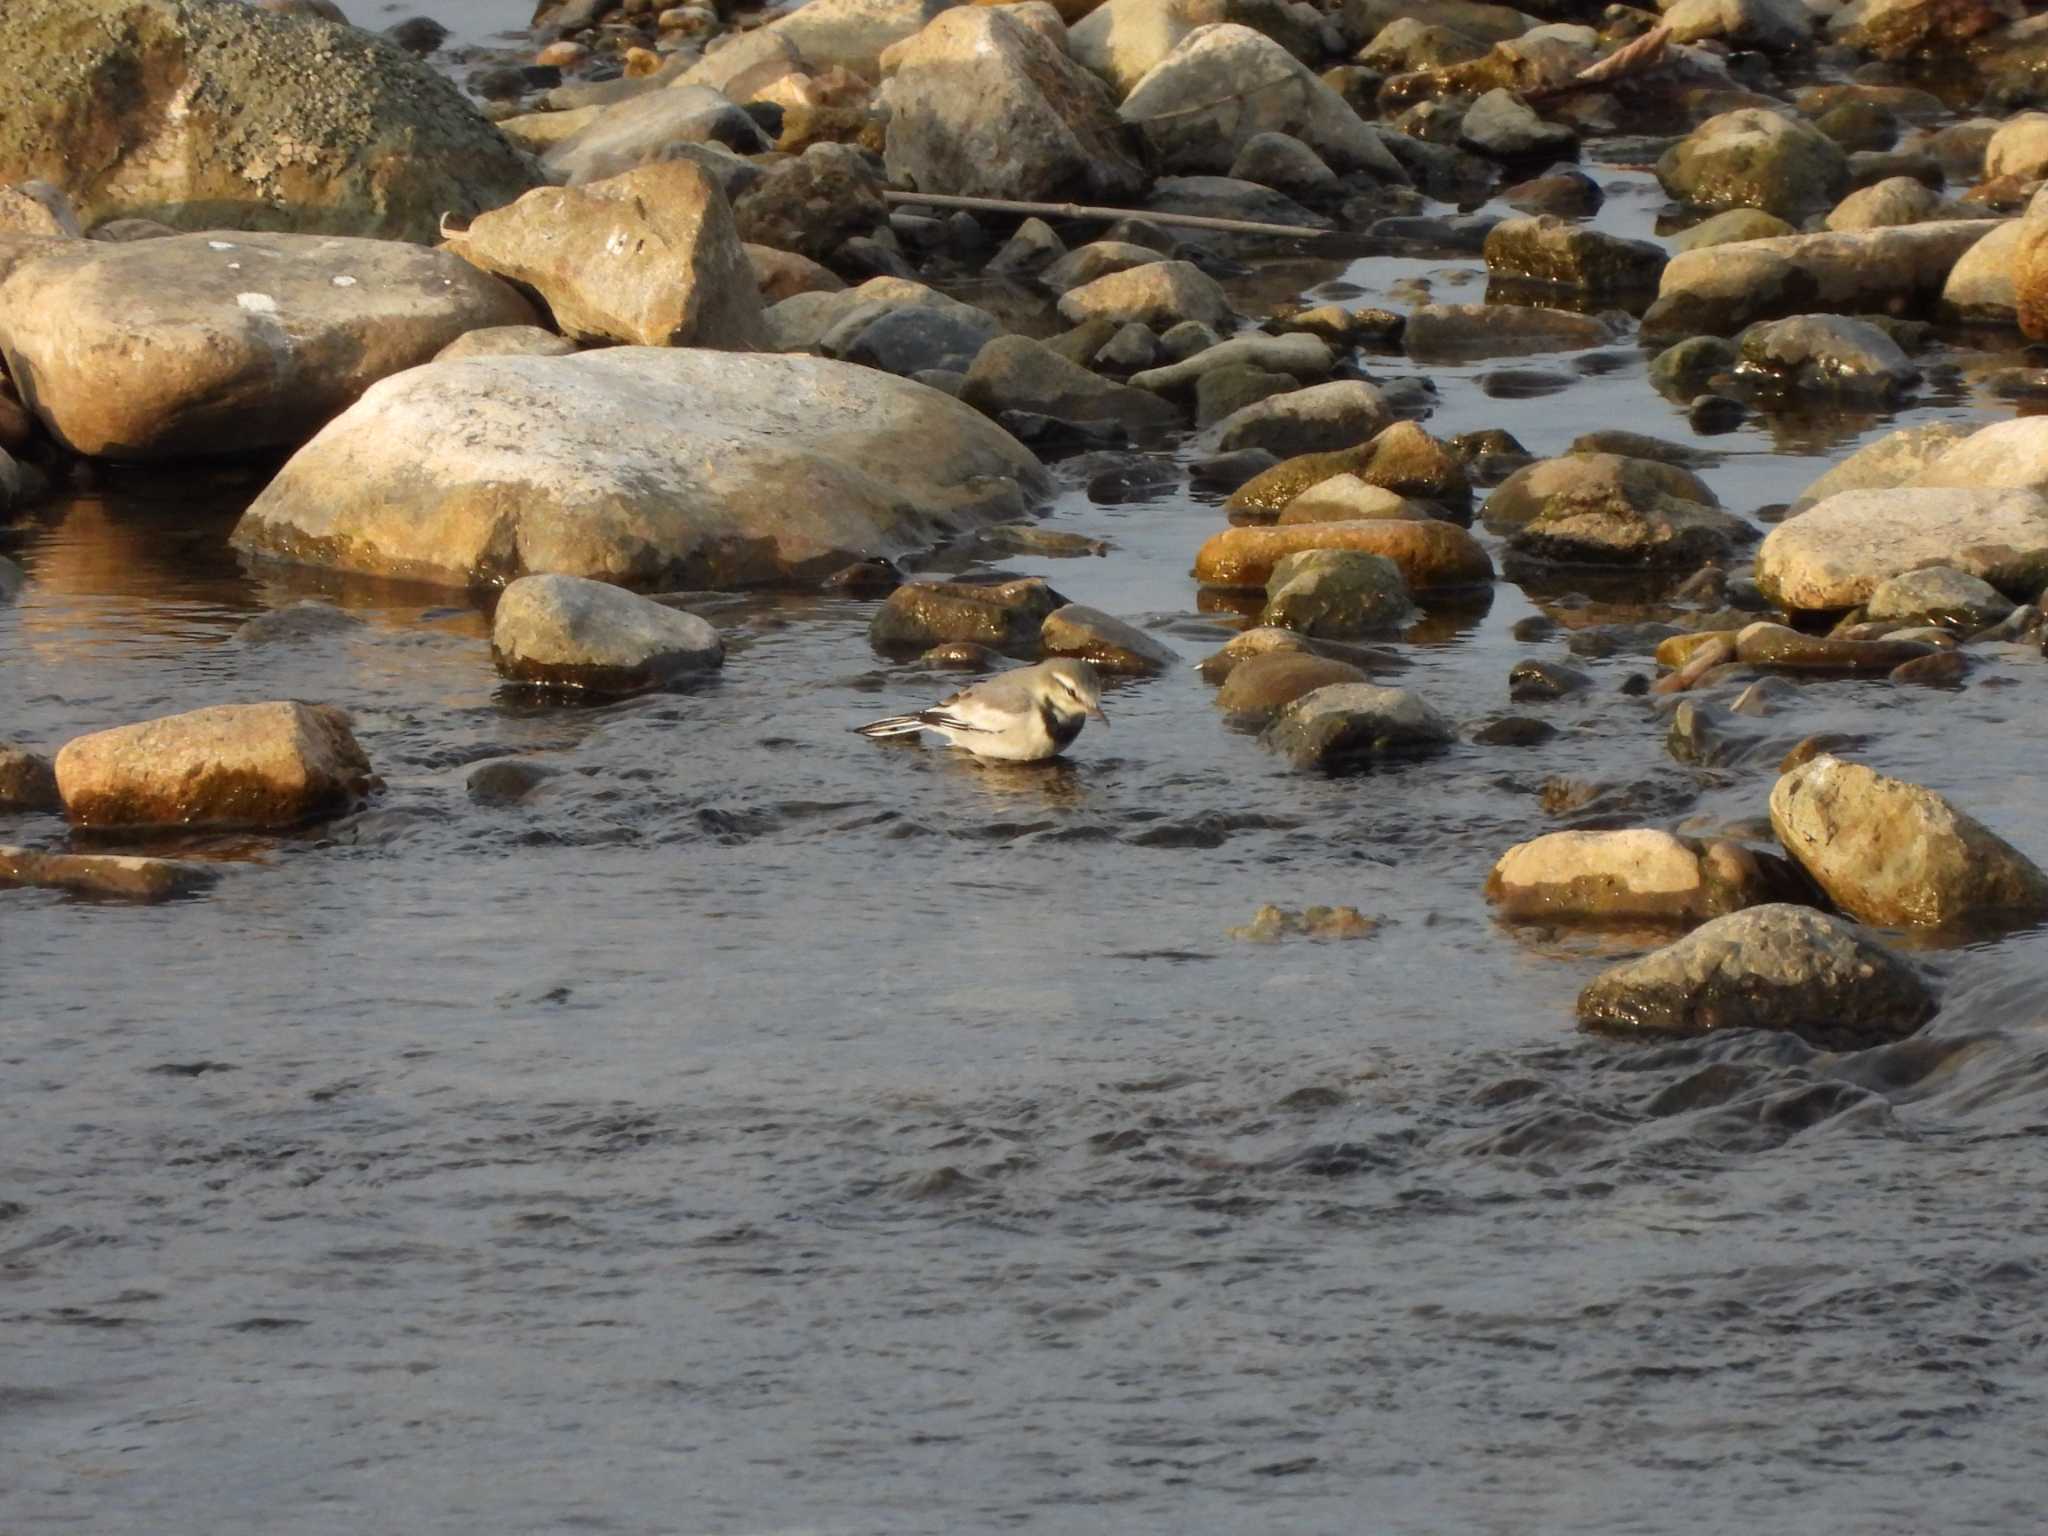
882, 9, 1143, 203
0, 0, 540, 243
451, 162, 764, 350
758, 0, 952, 76
1912, 417, 2048, 491
1643, 220, 2002, 336
2015, 220, 2048, 342
1481, 454, 1719, 534
1576, 904, 1937, 1048
1755, 487, 2048, 610
733, 143, 888, 264
491, 574, 724, 693
0, 232, 534, 460
233, 349, 1050, 589
1733, 313, 1918, 399
54, 701, 373, 829
1120, 25, 1407, 180
1656, 109, 1850, 220
1486, 829, 1793, 925
1791, 421, 1972, 506
1770, 755, 2048, 930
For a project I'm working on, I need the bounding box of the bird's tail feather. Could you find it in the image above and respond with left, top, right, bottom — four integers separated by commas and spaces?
854, 715, 929, 739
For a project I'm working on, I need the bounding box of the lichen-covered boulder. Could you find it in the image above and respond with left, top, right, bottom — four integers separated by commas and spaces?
0, 0, 541, 242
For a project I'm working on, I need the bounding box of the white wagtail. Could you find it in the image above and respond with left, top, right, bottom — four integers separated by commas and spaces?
854, 658, 1108, 762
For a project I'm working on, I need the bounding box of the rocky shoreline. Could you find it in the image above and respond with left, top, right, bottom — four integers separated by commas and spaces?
4, 0, 2048, 1047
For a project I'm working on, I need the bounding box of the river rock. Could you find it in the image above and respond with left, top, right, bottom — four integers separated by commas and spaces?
733, 143, 889, 264
1209, 381, 1392, 459
1663, 0, 1810, 49
882, 9, 1143, 204
872, 577, 1061, 656
1733, 314, 1918, 399
1120, 25, 1407, 180
0, 181, 81, 240
1836, 0, 2020, 58
1824, 175, 1941, 232
1656, 109, 1849, 220
1576, 903, 1936, 1046
1755, 488, 2048, 611
1771, 754, 2048, 928
1214, 650, 1369, 721
1481, 454, 1720, 535
0, 233, 533, 460
960, 335, 1180, 428
54, 701, 373, 829
1276, 475, 1428, 523
1040, 603, 1176, 674
1983, 110, 2048, 181
435, 326, 579, 362
1128, 333, 1333, 395
1486, 829, 1791, 925
1865, 567, 2016, 629
1229, 133, 1341, 203
1228, 425, 1470, 517
0, 745, 60, 812
1194, 519, 1493, 590
1912, 417, 2048, 492
1263, 549, 1417, 637
0, 845, 218, 902
1509, 496, 1751, 570
1260, 683, 1454, 771
1457, 90, 1574, 159
1482, 215, 1665, 292
491, 574, 724, 692
1056, 261, 1234, 330
1793, 421, 1972, 506
1402, 303, 1612, 360
1938, 218, 2023, 325
0, 0, 540, 243
235, 349, 1047, 589
1733, 621, 1933, 672
757, 0, 951, 76
452, 162, 763, 351
1668, 208, 1798, 254
1042, 241, 1169, 295
1066, 0, 1232, 97
541, 86, 770, 186
1642, 220, 2001, 336
765, 278, 979, 354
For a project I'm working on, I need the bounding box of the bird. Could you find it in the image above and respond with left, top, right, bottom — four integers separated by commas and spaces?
854, 658, 1108, 762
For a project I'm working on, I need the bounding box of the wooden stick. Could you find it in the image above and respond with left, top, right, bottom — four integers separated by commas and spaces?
881, 189, 1343, 241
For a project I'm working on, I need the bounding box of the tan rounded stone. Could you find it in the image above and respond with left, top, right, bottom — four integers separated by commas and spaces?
1193, 519, 1494, 591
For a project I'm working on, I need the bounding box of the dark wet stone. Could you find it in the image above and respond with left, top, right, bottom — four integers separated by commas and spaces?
1578, 904, 1936, 1050
1509, 659, 1591, 701
0, 745, 61, 813
1191, 448, 1281, 495
1195, 364, 1295, 429
919, 641, 1004, 669
1472, 716, 1558, 746
870, 577, 1063, 658
1215, 651, 1369, 723
1688, 394, 1748, 433
820, 558, 902, 597
1088, 460, 1181, 504
1477, 368, 1575, 399
467, 759, 557, 806
233, 601, 367, 645
1501, 167, 1602, 217
997, 412, 1130, 454
383, 15, 449, 53
1510, 615, 1559, 642
1568, 431, 1721, 469
1890, 650, 1967, 688
840, 306, 1001, 378
1369, 213, 1500, 253
1567, 623, 1683, 659
1260, 684, 1455, 773
1734, 622, 1933, 673
1650, 336, 1739, 401
1040, 604, 1176, 676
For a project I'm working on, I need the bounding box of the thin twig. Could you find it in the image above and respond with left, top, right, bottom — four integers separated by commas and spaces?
881, 189, 1341, 241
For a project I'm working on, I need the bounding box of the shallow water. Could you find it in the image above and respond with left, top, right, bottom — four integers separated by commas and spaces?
9, 91, 2048, 1536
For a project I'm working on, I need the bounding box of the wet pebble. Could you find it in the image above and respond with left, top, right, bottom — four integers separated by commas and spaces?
1040, 604, 1176, 676
467, 759, 558, 805
232, 601, 366, 646
1471, 716, 1557, 747
1508, 659, 1591, 701
0, 845, 218, 903
0, 744, 61, 813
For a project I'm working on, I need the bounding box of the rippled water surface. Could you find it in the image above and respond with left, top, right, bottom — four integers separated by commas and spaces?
8, 50, 2048, 1533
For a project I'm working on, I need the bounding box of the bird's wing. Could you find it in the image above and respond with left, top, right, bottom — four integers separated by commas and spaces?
926, 676, 1037, 736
